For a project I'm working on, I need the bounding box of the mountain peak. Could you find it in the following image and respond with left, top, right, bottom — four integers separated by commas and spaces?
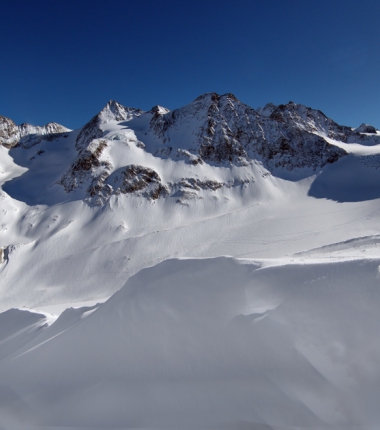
0, 115, 69, 148
193, 92, 239, 104
149, 105, 170, 115
98, 100, 142, 123
354, 123, 378, 134
193, 92, 220, 102
75, 101, 144, 151
0, 115, 19, 148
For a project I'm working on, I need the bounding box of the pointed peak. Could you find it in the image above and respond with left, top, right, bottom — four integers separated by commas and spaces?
0, 115, 19, 148
103, 100, 125, 111
101, 99, 125, 115
45, 121, 61, 127
18, 121, 70, 135
0, 115, 17, 127
221, 92, 239, 102
193, 92, 220, 103
192, 92, 240, 105
354, 123, 377, 134
149, 105, 170, 115
105, 99, 121, 106
43, 122, 71, 132
98, 100, 143, 123
256, 103, 276, 117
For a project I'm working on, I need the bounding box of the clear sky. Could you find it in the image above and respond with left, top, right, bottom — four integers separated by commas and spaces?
1, 0, 379, 130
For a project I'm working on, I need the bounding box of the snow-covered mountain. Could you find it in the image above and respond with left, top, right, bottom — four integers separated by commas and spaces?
0, 115, 70, 149
1, 93, 380, 428
61, 94, 351, 206
36, 93, 375, 208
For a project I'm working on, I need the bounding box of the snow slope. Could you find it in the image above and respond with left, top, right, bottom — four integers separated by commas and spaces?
1, 94, 380, 428
1, 257, 380, 428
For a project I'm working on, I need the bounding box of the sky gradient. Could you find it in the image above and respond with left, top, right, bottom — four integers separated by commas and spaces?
1, 0, 379, 130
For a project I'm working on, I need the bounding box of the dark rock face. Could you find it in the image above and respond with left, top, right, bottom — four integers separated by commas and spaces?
254, 131, 344, 170
178, 178, 224, 191
149, 94, 348, 170
115, 165, 169, 200
60, 139, 111, 194
119, 165, 162, 193
259, 102, 380, 146
149, 93, 250, 166
355, 123, 377, 134
264, 102, 354, 142
75, 115, 105, 152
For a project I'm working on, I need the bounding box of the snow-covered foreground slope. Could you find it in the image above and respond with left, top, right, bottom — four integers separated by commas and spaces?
1, 94, 380, 428
1, 257, 380, 428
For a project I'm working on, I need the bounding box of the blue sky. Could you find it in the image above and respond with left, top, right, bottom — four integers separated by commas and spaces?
1, 0, 379, 129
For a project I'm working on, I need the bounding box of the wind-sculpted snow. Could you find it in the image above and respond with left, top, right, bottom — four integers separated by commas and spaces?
1, 257, 380, 428
308, 153, 380, 201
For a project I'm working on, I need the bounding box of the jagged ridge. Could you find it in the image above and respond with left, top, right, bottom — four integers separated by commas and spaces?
0, 115, 70, 149
149, 93, 349, 168
3, 93, 380, 206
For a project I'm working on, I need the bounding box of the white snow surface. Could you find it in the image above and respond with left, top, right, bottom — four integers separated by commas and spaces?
1, 96, 380, 428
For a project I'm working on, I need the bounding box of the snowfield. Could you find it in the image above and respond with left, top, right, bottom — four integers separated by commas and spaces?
1, 94, 380, 428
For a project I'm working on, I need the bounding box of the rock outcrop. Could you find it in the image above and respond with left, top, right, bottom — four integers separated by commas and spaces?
60, 139, 111, 195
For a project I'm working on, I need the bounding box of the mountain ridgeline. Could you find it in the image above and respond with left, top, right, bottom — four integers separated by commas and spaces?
0, 116, 70, 149
1, 93, 379, 206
